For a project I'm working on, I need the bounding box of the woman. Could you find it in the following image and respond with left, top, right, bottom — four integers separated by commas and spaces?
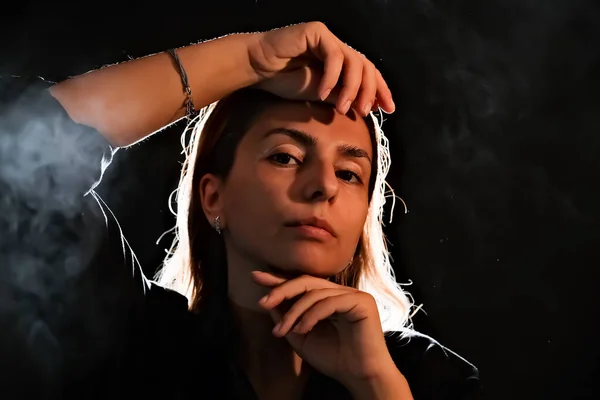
2, 22, 479, 399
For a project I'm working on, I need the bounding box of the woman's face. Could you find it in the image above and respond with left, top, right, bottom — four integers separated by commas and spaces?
203, 101, 373, 278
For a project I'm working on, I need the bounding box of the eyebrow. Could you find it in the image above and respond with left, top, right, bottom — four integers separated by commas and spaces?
263, 127, 372, 163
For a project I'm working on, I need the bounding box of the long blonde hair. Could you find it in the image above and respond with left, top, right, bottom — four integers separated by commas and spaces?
155, 88, 415, 334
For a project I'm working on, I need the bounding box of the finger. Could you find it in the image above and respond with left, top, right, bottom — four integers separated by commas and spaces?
371, 98, 380, 112
267, 307, 320, 361
300, 65, 342, 105
308, 27, 345, 101
321, 84, 342, 106
355, 59, 378, 117
337, 52, 364, 115
274, 288, 348, 337
374, 69, 395, 113
258, 274, 339, 309
293, 292, 367, 334
268, 304, 307, 351
319, 47, 344, 101
268, 304, 283, 326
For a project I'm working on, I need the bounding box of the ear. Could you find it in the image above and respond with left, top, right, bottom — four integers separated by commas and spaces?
199, 173, 226, 230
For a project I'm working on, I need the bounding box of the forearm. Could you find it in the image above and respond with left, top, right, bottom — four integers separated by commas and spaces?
49, 33, 260, 147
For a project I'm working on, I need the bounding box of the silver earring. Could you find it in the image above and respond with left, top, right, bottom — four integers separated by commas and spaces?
347, 257, 354, 268
213, 216, 221, 235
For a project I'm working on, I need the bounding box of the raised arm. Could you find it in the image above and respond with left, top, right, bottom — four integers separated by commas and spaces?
49, 22, 395, 148
49, 33, 259, 147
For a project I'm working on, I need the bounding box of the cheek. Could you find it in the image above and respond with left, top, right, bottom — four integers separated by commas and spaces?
222, 167, 289, 236
340, 191, 369, 230
337, 197, 369, 251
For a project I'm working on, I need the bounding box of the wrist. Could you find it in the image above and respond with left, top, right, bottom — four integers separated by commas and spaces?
177, 33, 263, 108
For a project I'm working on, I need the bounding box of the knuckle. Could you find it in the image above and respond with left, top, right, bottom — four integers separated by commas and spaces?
364, 293, 377, 306
308, 21, 327, 31
330, 50, 344, 64
322, 295, 336, 305
303, 21, 326, 37
366, 61, 377, 76
357, 290, 371, 300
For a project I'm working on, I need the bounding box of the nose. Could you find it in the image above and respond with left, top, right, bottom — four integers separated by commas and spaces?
301, 159, 339, 203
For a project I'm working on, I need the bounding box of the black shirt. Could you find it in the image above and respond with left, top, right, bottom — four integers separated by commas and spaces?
0, 77, 480, 399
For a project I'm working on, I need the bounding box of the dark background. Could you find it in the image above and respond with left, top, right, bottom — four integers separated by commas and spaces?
1, 0, 599, 398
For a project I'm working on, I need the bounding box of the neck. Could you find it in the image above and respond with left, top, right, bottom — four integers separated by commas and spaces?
226, 250, 311, 398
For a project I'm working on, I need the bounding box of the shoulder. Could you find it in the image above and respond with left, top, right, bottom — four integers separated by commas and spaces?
0, 75, 114, 197
384, 330, 481, 399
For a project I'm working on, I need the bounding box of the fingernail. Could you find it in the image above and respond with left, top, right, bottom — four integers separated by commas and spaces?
383, 99, 395, 114
272, 322, 281, 334
259, 295, 268, 304
341, 100, 352, 114
320, 88, 331, 101
363, 103, 372, 115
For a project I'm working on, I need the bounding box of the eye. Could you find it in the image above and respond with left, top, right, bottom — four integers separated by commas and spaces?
336, 170, 363, 184
269, 152, 300, 166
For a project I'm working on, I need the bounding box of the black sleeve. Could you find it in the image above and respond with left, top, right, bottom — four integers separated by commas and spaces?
0, 76, 154, 398
0, 76, 114, 197
386, 331, 481, 400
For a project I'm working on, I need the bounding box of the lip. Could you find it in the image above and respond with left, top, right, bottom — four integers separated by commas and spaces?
284, 217, 337, 238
